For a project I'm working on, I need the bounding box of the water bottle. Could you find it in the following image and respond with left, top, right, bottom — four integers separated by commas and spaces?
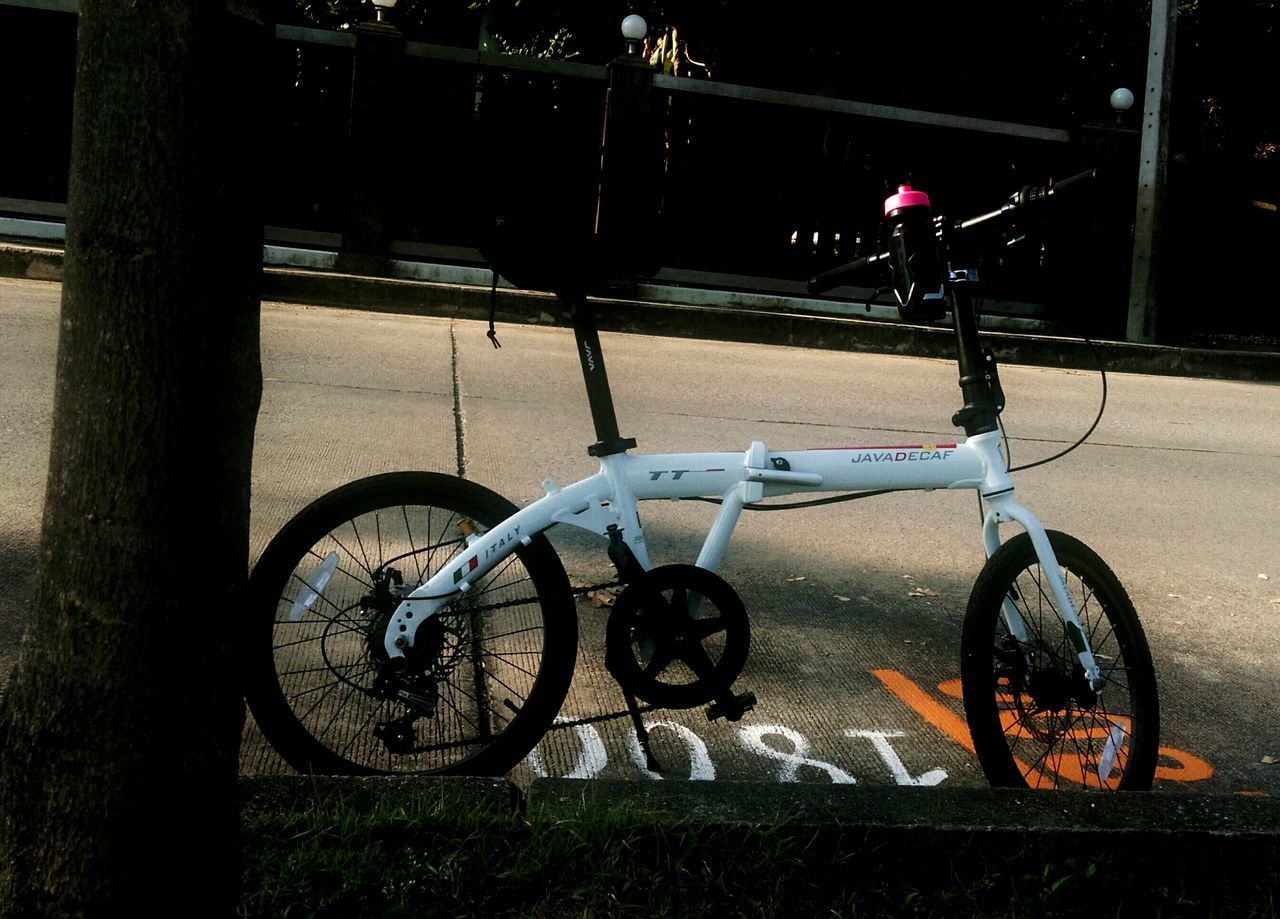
884, 184, 946, 321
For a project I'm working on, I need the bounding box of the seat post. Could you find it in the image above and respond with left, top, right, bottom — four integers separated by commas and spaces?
569, 297, 637, 457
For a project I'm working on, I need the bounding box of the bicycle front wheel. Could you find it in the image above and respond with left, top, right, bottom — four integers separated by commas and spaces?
244, 472, 577, 775
960, 530, 1159, 790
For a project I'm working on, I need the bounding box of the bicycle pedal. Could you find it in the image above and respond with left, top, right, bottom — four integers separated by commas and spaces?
706, 690, 757, 723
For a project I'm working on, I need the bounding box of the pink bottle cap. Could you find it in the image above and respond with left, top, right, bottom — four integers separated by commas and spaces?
884, 184, 931, 216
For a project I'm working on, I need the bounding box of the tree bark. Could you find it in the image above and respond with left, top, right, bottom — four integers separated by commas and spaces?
0, 0, 265, 913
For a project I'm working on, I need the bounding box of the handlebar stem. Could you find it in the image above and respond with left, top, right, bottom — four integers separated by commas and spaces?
943, 256, 1002, 437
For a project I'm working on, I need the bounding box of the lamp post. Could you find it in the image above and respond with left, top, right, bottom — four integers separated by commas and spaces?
1073, 88, 1141, 338
595, 15, 663, 280
621, 13, 647, 57
1127, 0, 1178, 344
1110, 86, 1134, 124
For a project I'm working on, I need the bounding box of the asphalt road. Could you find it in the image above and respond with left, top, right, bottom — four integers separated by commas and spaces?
2, 276, 1277, 793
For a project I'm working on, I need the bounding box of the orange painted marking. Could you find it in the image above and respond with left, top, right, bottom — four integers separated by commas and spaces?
1235, 790, 1272, 797
872, 669, 974, 752
873, 670, 1053, 783
937, 678, 963, 700
1155, 746, 1214, 782
872, 669, 1216, 786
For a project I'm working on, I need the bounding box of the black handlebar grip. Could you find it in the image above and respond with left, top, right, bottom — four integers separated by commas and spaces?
1001, 166, 1099, 214
1051, 167, 1098, 195
806, 251, 889, 295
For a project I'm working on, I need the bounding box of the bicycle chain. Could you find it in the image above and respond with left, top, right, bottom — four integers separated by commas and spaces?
425, 578, 633, 733
554, 579, 638, 734
572, 580, 624, 598
446, 580, 621, 615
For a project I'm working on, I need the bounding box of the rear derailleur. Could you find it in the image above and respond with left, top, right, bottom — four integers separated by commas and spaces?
362, 565, 452, 756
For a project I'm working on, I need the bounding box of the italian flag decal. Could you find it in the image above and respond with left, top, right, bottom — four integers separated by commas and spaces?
453, 556, 479, 583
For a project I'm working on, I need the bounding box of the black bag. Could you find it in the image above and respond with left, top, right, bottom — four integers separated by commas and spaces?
473, 67, 664, 297
473, 72, 605, 296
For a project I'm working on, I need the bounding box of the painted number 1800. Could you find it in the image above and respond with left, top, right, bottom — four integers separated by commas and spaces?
525, 669, 1217, 788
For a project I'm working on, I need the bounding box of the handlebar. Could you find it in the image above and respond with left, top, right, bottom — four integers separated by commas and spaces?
806, 167, 1097, 295
956, 166, 1097, 232
804, 250, 892, 296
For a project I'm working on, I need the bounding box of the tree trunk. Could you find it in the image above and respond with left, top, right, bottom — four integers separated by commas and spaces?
0, 0, 266, 913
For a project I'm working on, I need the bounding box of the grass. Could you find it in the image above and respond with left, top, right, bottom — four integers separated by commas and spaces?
239, 794, 1280, 918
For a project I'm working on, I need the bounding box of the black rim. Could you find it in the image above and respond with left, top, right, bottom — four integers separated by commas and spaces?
988, 556, 1143, 790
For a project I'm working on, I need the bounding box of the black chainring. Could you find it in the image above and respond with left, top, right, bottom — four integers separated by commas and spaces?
604, 564, 750, 709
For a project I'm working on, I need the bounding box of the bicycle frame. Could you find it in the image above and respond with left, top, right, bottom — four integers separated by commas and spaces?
381, 369, 1103, 687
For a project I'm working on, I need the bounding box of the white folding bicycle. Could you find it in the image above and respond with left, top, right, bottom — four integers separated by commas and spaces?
244, 171, 1160, 790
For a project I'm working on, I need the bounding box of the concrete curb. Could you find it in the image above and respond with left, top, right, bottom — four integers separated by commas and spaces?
6, 242, 1280, 383
527, 777, 1280, 838
237, 773, 1280, 906
238, 773, 1280, 840
264, 266, 1280, 383
0, 243, 63, 282
238, 773, 519, 817
267, 266, 1280, 383
234, 775, 1279, 912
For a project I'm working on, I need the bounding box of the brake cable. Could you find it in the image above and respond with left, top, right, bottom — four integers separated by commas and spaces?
691, 329, 1108, 514
687, 489, 899, 512
1006, 331, 1108, 473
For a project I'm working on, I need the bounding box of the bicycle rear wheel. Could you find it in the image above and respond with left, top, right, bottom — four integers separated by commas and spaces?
960, 530, 1159, 790
244, 472, 577, 775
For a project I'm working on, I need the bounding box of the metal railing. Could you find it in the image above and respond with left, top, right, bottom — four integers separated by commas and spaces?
3, 1, 1112, 331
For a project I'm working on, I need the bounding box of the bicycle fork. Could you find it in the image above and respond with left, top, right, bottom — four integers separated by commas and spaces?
981, 494, 1102, 688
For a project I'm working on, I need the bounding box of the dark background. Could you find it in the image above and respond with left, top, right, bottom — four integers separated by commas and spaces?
2, 0, 1275, 342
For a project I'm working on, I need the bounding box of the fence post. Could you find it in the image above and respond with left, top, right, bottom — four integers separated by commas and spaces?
337, 8, 404, 275
1126, 0, 1177, 344
594, 15, 663, 280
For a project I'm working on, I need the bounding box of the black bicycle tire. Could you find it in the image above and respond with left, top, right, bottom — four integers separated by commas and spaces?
243, 471, 577, 776
960, 530, 1159, 790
